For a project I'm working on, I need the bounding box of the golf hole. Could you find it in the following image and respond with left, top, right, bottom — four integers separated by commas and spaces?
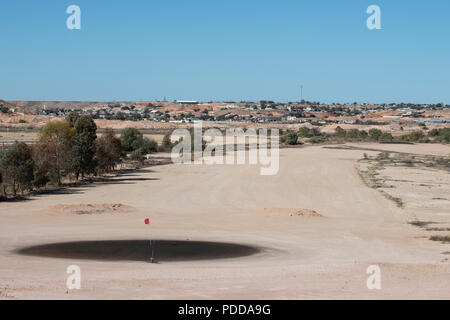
15, 240, 262, 263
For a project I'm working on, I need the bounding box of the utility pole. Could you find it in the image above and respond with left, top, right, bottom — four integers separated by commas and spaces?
300, 85, 303, 103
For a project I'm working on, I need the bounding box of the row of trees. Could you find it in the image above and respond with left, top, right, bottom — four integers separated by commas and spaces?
31, 113, 120, 186
279, 126, 450, 145
428, 128, 450, 143
120, 127, 174, 161
0, 114, 167, 200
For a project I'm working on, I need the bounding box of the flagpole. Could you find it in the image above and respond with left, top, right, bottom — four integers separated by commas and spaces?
145, 218, 155, 263
150, 240, 155, 263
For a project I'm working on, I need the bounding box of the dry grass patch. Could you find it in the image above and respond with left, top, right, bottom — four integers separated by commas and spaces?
430, 235, 450, 244
42, 203, 134, 215
260, 208, 323, 218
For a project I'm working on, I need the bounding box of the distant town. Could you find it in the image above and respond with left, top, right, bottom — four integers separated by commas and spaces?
1, 100, 449, 128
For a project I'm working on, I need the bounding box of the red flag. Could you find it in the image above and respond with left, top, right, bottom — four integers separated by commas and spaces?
145, 218, 150, 225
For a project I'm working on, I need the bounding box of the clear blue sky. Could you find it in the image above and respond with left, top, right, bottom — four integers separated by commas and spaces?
0, 0, 449, 104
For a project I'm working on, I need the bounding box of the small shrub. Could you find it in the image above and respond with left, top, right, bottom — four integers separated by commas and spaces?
308, 136, 327, 144
284, 132, 299, 145
130, 149, 144, 162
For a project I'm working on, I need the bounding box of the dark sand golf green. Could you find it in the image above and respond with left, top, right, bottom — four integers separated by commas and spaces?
15, 240, 262, 262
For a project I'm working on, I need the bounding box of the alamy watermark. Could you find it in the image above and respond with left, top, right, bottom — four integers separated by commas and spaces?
170, 123, 279, 176
366, 5, 381, 30
66, 5, 81, 30
366, 265, 381, 290
64, 5, 380, 31
66, 265, 81, 290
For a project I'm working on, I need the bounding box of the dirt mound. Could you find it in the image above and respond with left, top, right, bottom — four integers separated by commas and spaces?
43, 203, 133, 215
260, 208, 323, 217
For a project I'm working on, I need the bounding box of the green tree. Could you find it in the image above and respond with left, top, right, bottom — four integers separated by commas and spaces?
407, 131, 426, 142
31, 143, 51, 189
0, 104, 9, 113
346, 129, 361, 140
298, 127, 312, 138
429, 128, 450, 143
0, 142, 35, 197
39, 121, 76, 185
428, 129, 440, 137
160, 133, 174, 152
359, 130, 368, 140
141, 137, 158, 153
436, 129, 450, 143
68, 114, 98, 179
380, 132, 393, 142
95, 128, 122, 173
65, 111, 80, 127
311, 127, 322, 137
335, 126, 346, 138
120, 128, 144, 151
284, 132, 299, 145
369, 128, 383, 141
130, 149, 145, 162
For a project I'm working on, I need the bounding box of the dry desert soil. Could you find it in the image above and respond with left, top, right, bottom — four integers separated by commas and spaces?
0, 143, 449, 299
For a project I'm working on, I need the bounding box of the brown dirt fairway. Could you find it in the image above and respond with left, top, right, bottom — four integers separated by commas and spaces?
0, 143, 449, 299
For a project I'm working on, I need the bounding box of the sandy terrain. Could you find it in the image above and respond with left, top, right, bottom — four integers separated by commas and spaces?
0, 143, 449, 300
356, 145, 450, 251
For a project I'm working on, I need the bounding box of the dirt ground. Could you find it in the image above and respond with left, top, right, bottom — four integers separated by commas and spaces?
0, 143, 449, 300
